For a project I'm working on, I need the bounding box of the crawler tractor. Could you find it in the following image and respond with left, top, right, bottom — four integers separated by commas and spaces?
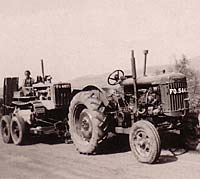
68, 50, 195, 164
0, 60, 72, 145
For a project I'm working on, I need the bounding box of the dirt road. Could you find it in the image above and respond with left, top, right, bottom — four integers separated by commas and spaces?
0, 134, 200, 179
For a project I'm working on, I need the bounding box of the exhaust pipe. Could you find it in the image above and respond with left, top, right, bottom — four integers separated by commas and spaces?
131, 50, 138, 112
41, 59, 45, 82
143, 50, 148, 76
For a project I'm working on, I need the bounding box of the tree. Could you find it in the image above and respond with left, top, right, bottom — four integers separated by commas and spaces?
175, 55, 194, 80
174, 55, 200, 109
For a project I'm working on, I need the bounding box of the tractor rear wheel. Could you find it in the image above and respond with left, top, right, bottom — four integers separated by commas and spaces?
68, 90, 108, 154
10, 115, 26, 145
180, 117, 200, 150
129, 120, 161, 164
0, 115, 12, 143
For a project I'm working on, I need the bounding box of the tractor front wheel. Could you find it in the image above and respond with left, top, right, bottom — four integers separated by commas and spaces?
0, 115, 12, 143
10, 115, 26, 145
129, 120, 161, 164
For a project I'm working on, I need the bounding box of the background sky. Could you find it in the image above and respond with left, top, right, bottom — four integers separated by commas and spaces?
0, 0, 200, 84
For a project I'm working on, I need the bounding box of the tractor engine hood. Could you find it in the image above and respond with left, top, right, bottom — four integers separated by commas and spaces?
121, 72, 186, 87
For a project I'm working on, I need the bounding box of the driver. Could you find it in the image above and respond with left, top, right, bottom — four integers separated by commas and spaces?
22, 70, 35, 87
20, 70, 35, 96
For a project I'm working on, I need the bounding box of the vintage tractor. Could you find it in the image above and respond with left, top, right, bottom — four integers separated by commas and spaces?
68, 50, 196, 164
0, 60, 72, 145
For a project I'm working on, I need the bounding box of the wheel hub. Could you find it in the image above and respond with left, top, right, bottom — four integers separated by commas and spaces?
78, 109, 93, 141
134, 131, 151, 157
81, 118, 90, 131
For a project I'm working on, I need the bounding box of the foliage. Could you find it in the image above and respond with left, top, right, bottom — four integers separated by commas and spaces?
174, 55, 200, 111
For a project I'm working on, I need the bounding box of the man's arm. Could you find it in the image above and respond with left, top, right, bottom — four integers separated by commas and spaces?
21, 79, 26, 87
31, 78, 35, 85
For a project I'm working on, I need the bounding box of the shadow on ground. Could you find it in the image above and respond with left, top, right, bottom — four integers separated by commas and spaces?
156, 155, 178, 164
97, 132, 190, 155
97, 134, 131, 155
25, 134, 66, 145
97, 131, 200, 164
23, 130, 200, 164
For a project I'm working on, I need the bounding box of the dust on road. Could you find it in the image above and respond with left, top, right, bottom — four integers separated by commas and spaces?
0, 135, 200, 179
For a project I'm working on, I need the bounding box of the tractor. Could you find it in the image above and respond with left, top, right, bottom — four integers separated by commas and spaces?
68, 50, 197, 164
0, 60, 72, 145
0, 51, 197, 164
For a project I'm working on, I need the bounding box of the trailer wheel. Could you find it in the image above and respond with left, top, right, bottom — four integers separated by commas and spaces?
0, 115, 12, 143
129, 120, 161, 164
10, 115, 26, 145
68, 90, 108, 154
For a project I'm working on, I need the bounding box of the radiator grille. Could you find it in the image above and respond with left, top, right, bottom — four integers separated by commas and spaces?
54, 83, 71, 107
168, 80, 188, 111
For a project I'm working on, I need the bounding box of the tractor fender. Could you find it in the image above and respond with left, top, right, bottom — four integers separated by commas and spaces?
82, 85, 109, 106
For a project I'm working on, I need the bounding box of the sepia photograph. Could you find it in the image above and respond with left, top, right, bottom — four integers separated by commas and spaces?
1, 1, 200, 179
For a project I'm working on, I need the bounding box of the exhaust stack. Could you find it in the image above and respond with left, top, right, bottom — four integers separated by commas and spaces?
143, 50, 148, 76
131, 50, 138, 112
41, 59, 45, 82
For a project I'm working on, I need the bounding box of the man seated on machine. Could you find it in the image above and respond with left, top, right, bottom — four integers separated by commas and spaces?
21, 70, 35, 96
22, 70, 35, 87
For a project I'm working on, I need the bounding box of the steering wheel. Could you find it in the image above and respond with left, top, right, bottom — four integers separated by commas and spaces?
107, 70, 125, 85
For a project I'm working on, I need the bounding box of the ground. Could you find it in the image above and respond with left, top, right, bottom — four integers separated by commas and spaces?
0, 134, 200, 179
